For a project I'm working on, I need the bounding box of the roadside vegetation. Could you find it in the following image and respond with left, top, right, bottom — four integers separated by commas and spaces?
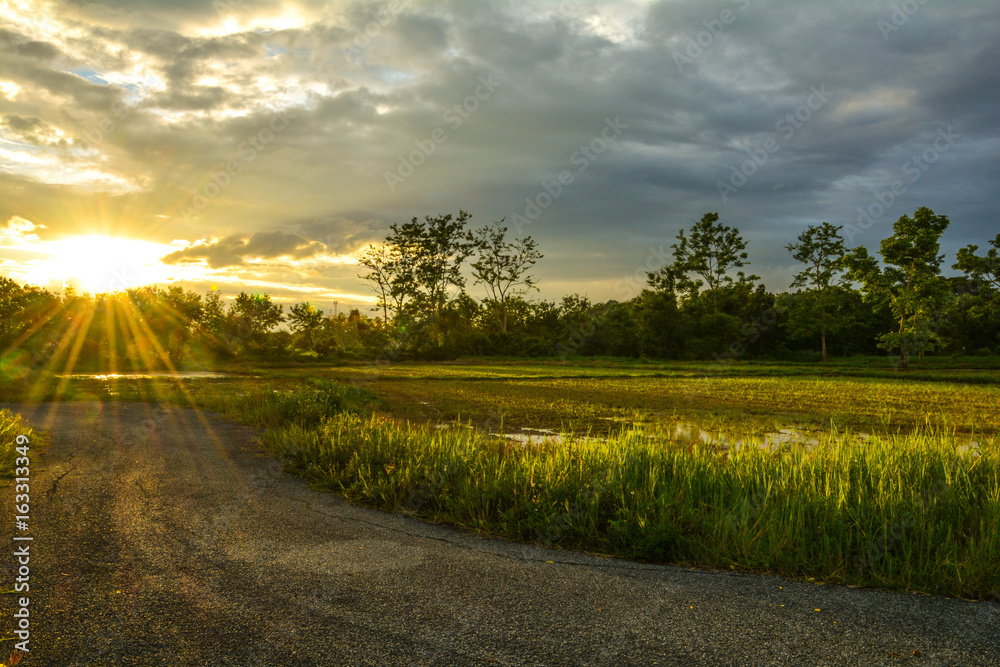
6, 358, 995, 600
0, 408, 39, 477
0, 208, 998, 373
0, 205, 997, 600
263, 412, 999, 600
318, 361, 1000, 435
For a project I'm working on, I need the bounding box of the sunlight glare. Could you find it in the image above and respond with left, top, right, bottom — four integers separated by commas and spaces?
23, 234, 177, 294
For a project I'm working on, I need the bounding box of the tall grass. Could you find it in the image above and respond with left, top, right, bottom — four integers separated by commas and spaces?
0, 408, 38, 476
263, 415, 1000, 599
181, 379, 375, 428
5, 366, 996, 598
36, 376, 380, 429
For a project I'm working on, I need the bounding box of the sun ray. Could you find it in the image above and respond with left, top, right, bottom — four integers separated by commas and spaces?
103, 295, 119, 375
51, 301, 98, 398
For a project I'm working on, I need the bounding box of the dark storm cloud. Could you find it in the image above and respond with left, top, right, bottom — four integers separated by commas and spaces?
3, 114, 43, 133
2, 0, 999, 308
296, 215, 385, 255
161, 231, 328, 268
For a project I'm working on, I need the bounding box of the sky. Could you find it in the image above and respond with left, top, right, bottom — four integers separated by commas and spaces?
1, 0, 998, 314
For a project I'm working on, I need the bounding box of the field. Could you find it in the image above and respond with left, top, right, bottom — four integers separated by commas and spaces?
4, 357, 999, 599
312, 358, 1000, 435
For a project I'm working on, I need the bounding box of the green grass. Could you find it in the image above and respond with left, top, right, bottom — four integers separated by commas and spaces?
263, 413, 1000, 599
0, 408, 39, 477
3, 358, 999, 598
313, 362, 1000, 436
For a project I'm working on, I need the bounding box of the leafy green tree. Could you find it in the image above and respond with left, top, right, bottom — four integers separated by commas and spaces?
469, 220, 542, 333
382, 210, 475, 322
648, 212, 758, 312
0, 277, 46, 348
954, 233, 1000, 293
200, 290, 227, 336
842, 207, 951, 369
786, 222, 846, 361
590, 300, 639, 357
524, 299, 560, 341
230, 292, 283, 350
0, 278, 62, 374
159, 286, 203, 365
633, 289, 686, 359
358, 243, 405, 322
952, 236, 1000, 354
416, 210, 475, 318
288, 302, 325, 352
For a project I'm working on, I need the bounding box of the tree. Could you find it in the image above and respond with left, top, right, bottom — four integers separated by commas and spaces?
382, 210, 475, 322
414, 210, 475, 318
358, 243, 403, 322
786, 222, 846, 362
288, 302, 324, 352
633, 289, 685, 359
842, 207, 950, 369
953, 234, 1000, 354
469, 220, 543, 333
161, 285, 203, 364
648, 212, 758, 312
0, 277, 37, 347
200, 289, 227, 337
0, 278, 62, 374
230, 292, 283, 344
954, 233, 1000, 293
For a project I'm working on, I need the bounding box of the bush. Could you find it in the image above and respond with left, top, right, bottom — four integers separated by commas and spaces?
791, 349, 823, 363
0, 408, 37, 476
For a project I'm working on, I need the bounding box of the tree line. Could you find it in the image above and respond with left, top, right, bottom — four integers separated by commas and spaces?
0, 206, 997, 374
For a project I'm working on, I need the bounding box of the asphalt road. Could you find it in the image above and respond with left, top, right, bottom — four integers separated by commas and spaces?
1, 402, 997, 666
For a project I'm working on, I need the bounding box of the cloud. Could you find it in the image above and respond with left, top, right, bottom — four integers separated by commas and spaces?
0, 216, 44, 246
296, 215, 384, 254
0, 0, 997, 309
161, 230, 328, 268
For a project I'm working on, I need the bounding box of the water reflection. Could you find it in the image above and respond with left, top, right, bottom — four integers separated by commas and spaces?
58, 371, 226, 379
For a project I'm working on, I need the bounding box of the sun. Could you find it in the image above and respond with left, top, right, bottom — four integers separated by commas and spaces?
23, 234, 177, 294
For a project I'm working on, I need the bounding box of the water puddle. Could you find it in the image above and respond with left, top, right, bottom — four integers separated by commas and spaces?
436, 419, 989, 455
58, 371, 227, 380
670, 423, 828, 452
488, 423, 988, 457
493, 428, 564, 445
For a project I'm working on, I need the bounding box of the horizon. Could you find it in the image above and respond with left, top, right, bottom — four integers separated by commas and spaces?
2, 0, 998, 314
